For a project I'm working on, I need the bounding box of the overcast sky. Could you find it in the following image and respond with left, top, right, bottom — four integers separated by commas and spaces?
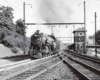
1, 0, 100, 43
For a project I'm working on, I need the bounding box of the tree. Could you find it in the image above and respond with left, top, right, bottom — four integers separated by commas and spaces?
95, 30, 100, 45
88, 35, 94, 39
16, 19, 26, 35
0, 6, 14, 30
93, 30, 100, 58
0, 6, 15, 42
0, 6, 29, 54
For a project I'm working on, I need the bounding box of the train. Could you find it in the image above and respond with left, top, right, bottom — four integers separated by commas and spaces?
28, 30, 61, 59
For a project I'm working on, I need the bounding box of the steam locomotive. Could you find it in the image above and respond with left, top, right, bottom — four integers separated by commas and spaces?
28, 30, 60, 59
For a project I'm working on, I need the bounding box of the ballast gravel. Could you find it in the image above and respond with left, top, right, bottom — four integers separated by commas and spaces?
33, 62, 80, 80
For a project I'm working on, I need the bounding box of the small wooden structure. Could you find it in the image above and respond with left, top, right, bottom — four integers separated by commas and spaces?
73, 28, 86, 53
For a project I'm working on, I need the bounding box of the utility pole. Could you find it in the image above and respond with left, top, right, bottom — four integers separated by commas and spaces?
73, 25, 75, 51
51, 25, 52, 35
71, 29, 72, 43
23, 2, 26, 54
95, 12, 97, 57
84, 1, 86, 54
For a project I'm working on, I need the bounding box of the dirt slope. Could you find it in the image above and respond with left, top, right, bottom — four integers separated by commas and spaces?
0, 44, 23, 58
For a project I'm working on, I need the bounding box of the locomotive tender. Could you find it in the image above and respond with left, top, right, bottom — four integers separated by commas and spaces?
29, 30, 60, 59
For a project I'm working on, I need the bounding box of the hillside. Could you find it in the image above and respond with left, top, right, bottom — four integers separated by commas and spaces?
0, 6, 30, 56
0, 44, 23, 58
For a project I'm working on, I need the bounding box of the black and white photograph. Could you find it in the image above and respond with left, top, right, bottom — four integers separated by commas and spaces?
0, 0, 100, 80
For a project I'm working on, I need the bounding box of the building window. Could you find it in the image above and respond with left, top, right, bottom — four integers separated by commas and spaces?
80, 33, 82, 35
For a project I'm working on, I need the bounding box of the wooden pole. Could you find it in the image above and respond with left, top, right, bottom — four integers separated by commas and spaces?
84, 1, 86, 54
95, 12, 97, 57
23, 2, 26, 54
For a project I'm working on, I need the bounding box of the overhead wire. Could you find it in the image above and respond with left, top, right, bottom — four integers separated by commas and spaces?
65, 0, 74, 20
63, 0, 78, 40
63, 0, 74, 36
42, 0, 75, 39
63, 0, 78, 31
4, 0, 43, 22
86, 0, 100, 19
42, 0, 65, 23
64, 0, 78, 21
42, 0, 66, 38
87, 3, 100, 15
43, 0, 67, 40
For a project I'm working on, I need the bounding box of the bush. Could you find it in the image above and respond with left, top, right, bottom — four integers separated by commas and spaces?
0, 26, 13, 42
0, 6, 30, 54
11, 47, 18, 53
0, 26, 30, 54
2, 35, 15, 47
0, 30, 5, 42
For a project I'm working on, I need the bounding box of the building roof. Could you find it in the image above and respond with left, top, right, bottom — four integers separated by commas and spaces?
73, 27, 87, 33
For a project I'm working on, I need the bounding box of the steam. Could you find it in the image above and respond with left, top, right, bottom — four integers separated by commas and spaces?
35, 0, 73, 37
38, 0, 73, 23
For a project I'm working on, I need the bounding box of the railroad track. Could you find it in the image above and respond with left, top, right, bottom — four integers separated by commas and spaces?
0, 59, 32, 78
3, 52, 100, 80
67, 50, 100, 62
61, 54, 100, 80
1, 54, 29, 59
0, 54, 30, 66
65, 51, 100, 71
0, 59, 31, 69
0, 54, 63, 80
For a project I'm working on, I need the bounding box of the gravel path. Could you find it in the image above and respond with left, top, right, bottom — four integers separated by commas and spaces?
33, 62, 80, 80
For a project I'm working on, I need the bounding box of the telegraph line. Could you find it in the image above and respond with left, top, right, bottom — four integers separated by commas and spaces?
4, 0, 42, 22
64, 0, 77, 21
86, 2, 100, 19
42, 0, 65, 23
66, 0, 74, 19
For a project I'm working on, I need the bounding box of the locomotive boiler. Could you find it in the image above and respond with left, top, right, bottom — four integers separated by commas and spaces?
28, 30, 59, 59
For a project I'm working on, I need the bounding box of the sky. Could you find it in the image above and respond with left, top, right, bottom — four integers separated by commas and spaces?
1, 0, 100, 43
